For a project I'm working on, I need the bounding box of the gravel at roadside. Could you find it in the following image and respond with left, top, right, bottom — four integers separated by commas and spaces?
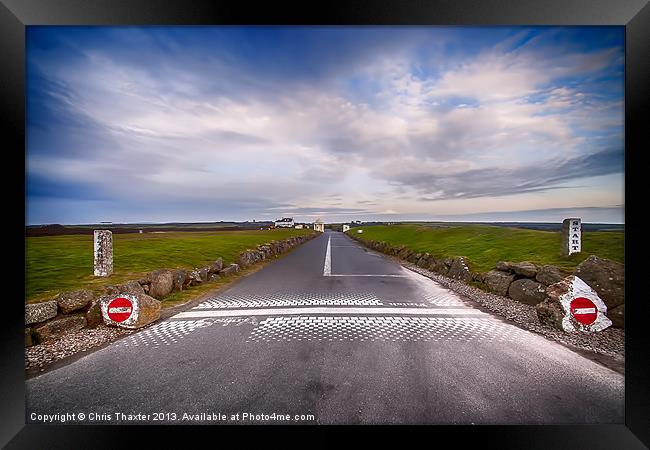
403, 261, 625, 363
25, 325, 136, 372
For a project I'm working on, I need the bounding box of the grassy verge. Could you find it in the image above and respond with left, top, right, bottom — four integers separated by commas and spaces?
26, 229, 313, 303
347, 224, 623, 273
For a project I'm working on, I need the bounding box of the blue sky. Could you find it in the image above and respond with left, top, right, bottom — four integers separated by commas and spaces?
26, 26, 624, 224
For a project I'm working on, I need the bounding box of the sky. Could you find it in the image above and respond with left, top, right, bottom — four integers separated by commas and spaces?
26, 26, 625, 225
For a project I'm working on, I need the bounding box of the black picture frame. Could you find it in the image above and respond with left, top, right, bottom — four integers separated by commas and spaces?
3, 0, 648, 447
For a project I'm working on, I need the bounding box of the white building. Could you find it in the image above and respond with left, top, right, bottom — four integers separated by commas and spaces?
313, 219, 325, 232
294, 224, 303, 229
342, 225, 350, 232
274, 217, 294, 228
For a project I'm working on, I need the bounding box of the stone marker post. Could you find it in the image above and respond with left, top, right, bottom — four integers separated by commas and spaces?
94, 230, 113, 277
561, 218, 582, 256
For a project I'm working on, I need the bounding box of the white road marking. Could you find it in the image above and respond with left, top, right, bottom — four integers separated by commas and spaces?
323, 235, 332, 276
327, 274, 407, 277
174, 306, 486, 319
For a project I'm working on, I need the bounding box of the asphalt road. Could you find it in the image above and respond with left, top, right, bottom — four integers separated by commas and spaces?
26, 231, 624, 425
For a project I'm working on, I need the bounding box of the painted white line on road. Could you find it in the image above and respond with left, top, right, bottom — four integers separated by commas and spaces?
174, 306, 486, 319
323, 235, 332, 276
328, 274, 408, 277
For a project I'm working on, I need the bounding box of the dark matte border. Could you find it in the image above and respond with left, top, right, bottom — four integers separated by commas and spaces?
3, 0, 648, 448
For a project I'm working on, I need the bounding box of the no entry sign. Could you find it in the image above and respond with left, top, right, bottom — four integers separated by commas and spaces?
107, 297, 133, 323
570, 297, 598, 325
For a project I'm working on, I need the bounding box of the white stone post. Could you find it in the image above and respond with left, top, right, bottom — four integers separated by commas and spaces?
561, 218, 582, 256
94, 230, 113, 276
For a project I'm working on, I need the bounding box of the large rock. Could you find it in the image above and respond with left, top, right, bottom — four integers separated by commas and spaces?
447, 257, 472, 281
25, 328, 33, 347
416, 253, 432, 268
574, 255, 624, 309
508, 279, 548, 305
85, 299, 103, 328
149, 269, 174, 299
100, 293, 161, 329
210, 258, 224, 273
34, 316, 87, 342
55, 289, 94, 314
495, 261, 513, 272
220, 263, 240, 277
536, 275, 611, 333
397, 248, 413, 260
536, 265, 564, 285
172, 269, 187, 292
510, 262, 538, 278
25, 301, 58, 325
105, 280, 145, 296
407, 253, 422, 264
608, 304, 624, 329
198, 266, 210, 281
484, 270, 515, 296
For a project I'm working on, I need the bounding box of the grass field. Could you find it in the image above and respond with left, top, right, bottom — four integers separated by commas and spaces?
348, 224, 624, 273
26, 228, 313, 303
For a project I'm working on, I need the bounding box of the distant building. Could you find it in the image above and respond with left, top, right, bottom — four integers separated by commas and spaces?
294, 224, 303, 229
313, 219, 325, 232
275, 217, 294, 228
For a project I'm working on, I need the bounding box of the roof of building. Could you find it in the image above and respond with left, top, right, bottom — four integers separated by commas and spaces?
275, 217, 294, 222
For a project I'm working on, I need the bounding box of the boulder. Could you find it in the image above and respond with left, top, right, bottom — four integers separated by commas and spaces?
220, 263, 240, 277
608, 304, 624, 329
209, 273, 221, 282
447, 257, 472, 281
484, 270, 515, 296
398, 248, 413, 260
210, 258, 224, 273
407, 253, 422, 264
34, 316, 87, 342
85, 299, 103, 328
536, 275, 611, 333
188, 269, 203, 285
198, 266, 210, 281
495, 261, 513, 272
508, 279, 548, 305
55, 289, 94, 314
100, 293, 161, 329
105, 280, 145, 296
510, 262, 538, 278
536, 265, 564, 285
472, 272, 486, 283
416, 253, 431, 268
574, 256, 624, 309
172, 269, 187, 291
25, 301, 58, 325
148, 269, 174, 299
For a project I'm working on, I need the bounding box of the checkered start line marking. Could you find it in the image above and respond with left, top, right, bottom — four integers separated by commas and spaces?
174, 306, 486, 320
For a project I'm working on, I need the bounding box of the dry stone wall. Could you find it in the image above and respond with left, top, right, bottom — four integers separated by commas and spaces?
25, 233, 316, 347
349, 234, 625, 329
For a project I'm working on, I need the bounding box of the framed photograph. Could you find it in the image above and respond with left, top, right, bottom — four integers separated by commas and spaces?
4, 0, 648, 447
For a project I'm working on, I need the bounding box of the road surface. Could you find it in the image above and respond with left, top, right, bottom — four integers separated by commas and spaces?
26, 231, 624, 424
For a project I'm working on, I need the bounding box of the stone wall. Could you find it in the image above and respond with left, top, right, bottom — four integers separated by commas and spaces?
25, 233, 317, 346
349, 234, 624, 329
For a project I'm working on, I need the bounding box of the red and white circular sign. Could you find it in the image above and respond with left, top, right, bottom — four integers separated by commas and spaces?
107, 297, 133, 323
570, 297, 598, 325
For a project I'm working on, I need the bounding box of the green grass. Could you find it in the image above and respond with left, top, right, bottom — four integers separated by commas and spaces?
348, 224, 624, 273
26, 229, 313, 303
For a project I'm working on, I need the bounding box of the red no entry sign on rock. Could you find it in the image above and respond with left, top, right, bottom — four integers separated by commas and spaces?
107, 297, 133, 322
570, 297, 598, 325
